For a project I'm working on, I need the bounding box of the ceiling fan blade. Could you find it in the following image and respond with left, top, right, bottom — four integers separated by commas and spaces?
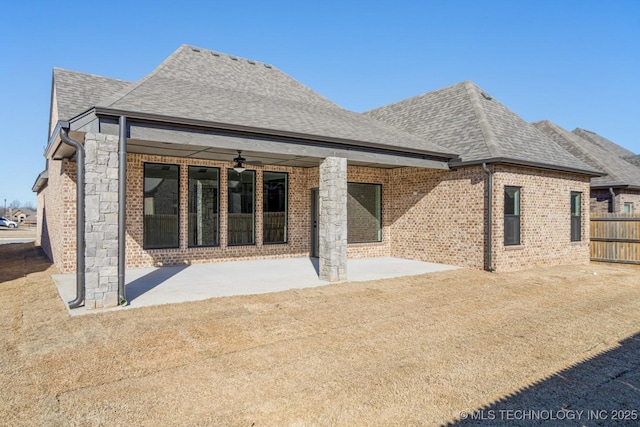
245, 160, 263, 166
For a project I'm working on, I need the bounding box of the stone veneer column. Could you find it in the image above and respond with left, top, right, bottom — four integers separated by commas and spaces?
84, 133, 120, 309
319, 157, 347, 281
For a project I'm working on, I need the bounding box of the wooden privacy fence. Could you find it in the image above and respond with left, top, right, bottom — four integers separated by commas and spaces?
590, 213, 640, 264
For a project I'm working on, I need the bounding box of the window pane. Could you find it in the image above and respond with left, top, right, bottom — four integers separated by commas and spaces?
571, 192, 582, 241
347, 183, 382, 243
188, 167, 219, 247
263, 172, 287, 244
504, 186, 521, 246
571, 192, 581, 216
228, 170, 255, 245
505, 187, 520, 215
504, 216, 521, 245
623, 203, 633, 214
144, 163, 179, 249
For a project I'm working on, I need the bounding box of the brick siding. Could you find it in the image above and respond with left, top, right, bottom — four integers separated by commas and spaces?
39, 142, 593, 274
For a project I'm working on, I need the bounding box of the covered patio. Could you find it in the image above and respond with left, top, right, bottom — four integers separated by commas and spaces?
52, 257, 459, 316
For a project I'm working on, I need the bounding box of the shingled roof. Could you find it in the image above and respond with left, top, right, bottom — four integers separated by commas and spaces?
52, 68, 131, 122
624, 155, 640, 167
85, 44, 454, 158
364, 81, 600, 175
573, 128, 636, 159
533, 120, 640, 188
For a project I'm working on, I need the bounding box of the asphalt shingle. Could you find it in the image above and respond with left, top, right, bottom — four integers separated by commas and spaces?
53, 68, 131, 121
93, 45, 455, 157
365, 81, 598, 174
534, 120, 640, 188
573, 128, 636, 159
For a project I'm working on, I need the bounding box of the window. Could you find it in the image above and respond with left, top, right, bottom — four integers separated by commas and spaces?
228, 169, 255, 245
144, 163, 179, 249
347, 183, 382, 243
504, 186, 521, 246
188, 166, 219, 247
571, 192, 582, 242
263, 172, 287, 244
623, 202, 633, 214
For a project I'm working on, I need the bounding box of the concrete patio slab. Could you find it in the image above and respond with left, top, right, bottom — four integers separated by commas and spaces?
52, 257, 459, 316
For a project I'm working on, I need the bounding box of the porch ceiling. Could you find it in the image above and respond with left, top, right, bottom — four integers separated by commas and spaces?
126, 138, 443, 169
128, 138, 323, 168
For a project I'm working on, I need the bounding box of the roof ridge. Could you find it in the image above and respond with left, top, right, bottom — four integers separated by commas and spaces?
98, 44, 189, 108
463, 81, 500, 158
181, 44, 276, 68
543, 121, 624, 182
53, 67, 131, 84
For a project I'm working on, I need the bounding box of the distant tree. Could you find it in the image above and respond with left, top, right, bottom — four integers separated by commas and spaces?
9, 200, 21, 209
21, 201, 36, 210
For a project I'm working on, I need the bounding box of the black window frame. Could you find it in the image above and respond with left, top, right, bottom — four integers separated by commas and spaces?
504, 186, 521, 246
188, 166, 220, 248
347, 182, 383, 244
263, 171, 288, 244
143, 162, 180, 250
227, 169, 256, 246
571, 191, 582, 242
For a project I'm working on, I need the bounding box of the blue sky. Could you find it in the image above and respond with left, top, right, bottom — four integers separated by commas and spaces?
1, 0, 638, 206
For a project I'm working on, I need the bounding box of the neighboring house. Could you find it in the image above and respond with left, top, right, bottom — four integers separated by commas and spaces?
533, 122, 640, 214
33, 45, 600, 309
12, 208, 36, 224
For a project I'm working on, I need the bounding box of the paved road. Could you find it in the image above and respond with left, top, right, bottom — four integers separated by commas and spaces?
0, 237, 36, 245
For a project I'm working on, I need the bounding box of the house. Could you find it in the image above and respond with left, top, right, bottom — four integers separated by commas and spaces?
533, 121, 640, 214
33, 45, 600, 309
572, 128, 640, 170
364, 81, 601, 271
12, 208, 36, 224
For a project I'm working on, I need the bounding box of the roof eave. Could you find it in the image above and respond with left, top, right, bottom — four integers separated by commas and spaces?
44, 121, 67, 159
449, 157, 604, 177
591, 184, 640, 190
32, 170, 49, 193
92, 106, 459, 162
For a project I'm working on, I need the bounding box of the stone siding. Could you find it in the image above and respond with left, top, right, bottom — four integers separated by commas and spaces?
318, 157, 347, 281
83, 133, 120, 309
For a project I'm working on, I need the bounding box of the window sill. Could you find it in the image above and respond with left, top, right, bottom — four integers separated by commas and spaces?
503, 244, 524, 251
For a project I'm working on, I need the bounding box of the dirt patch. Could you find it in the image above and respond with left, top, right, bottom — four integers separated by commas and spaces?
1, 243, 639, 426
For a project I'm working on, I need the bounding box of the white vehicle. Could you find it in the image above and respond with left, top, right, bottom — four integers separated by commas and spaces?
0, 216, 19, 228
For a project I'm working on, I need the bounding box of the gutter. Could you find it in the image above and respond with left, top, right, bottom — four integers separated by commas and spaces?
59, 128, 85, 309
90, 106, 459, 162
118, 116, 127, 306
450, 157, 604, 178
481, 163, 494, 272
609, 187, 616, 213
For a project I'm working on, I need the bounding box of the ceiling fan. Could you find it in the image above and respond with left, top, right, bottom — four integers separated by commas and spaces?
232, 150, 262, 173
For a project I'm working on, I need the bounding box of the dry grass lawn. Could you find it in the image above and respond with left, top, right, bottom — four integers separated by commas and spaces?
1, 241, 639, 426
